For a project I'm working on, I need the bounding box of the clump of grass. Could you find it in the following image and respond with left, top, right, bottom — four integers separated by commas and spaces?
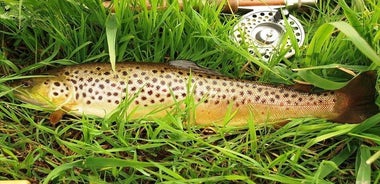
1, 0, 380, 183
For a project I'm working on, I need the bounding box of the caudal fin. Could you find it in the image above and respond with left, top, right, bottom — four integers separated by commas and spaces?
333, 71, 379, 123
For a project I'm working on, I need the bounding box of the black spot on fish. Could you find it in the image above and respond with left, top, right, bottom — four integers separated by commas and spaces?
255, 96, 260, 102
64, 71, 70, 76
86, 100, 91, 104
122, 71, 128, 76
105, 79, 110, 83
54, 82, 61, 87
283, 93, 289, 98
264, 91, 269, 96
159, 98, 164, 102
115, 100, 120, 104
88, 78, 93, 82
148, 90, 153, 95
275, 95, 280, 99
99, 84, 105, 89
133, 73, 138, 78
141, 96, 147, 100
53, 92, 59, 96
98, 96, 103, 100
152, 70, 158, 74
88, 88, 93, 93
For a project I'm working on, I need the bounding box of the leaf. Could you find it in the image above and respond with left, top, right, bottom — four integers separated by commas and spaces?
356, 146, 371, 184
297, 70, 347, 90
328, 21, 380, 67
42, 160, 83, 184
106, 14, 118, 72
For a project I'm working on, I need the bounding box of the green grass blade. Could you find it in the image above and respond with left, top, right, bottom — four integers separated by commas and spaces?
329, 21, 380, 67
356, 146, 371, 184
106, 14, 118, 71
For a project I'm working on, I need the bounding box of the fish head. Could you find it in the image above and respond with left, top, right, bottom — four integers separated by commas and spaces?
12, 76, 73, 109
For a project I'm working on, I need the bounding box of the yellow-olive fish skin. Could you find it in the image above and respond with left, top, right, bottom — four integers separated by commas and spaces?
11, 61, 378, 126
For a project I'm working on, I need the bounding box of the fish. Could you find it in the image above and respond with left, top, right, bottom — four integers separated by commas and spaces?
11, 60, 379, 126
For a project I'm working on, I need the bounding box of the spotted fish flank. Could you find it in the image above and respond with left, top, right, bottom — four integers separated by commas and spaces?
12, 61, 378, 126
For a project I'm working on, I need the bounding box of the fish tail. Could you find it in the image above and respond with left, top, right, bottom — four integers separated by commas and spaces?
333, 71, 379, 123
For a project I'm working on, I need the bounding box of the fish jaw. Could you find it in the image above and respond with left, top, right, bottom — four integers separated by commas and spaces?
13, 87, 55, 109
12, 77, 75, 111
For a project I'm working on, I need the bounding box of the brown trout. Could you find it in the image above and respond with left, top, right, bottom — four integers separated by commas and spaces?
11, 61, 378, 126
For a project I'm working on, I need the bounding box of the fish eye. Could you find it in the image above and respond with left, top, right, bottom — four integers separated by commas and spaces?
21, 80, 33, 87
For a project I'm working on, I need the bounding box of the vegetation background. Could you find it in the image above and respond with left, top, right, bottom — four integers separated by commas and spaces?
1, 0, 380, 183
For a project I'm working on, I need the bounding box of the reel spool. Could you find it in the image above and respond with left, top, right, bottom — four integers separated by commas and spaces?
233, 8, 305, 61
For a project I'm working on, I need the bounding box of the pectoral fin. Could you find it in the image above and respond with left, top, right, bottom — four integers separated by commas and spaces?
49, 109, 66, 125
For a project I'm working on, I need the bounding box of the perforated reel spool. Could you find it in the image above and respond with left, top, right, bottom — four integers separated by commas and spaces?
233, 8, 305, 61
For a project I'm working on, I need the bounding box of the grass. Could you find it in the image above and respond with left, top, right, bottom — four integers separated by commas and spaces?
1, 0, 380, 183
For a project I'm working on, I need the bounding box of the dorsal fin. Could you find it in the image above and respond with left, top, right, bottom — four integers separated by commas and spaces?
169, 60, 223, 76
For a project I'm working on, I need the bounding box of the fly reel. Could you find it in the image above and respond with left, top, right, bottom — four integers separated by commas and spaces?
232, 8, 305, 61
